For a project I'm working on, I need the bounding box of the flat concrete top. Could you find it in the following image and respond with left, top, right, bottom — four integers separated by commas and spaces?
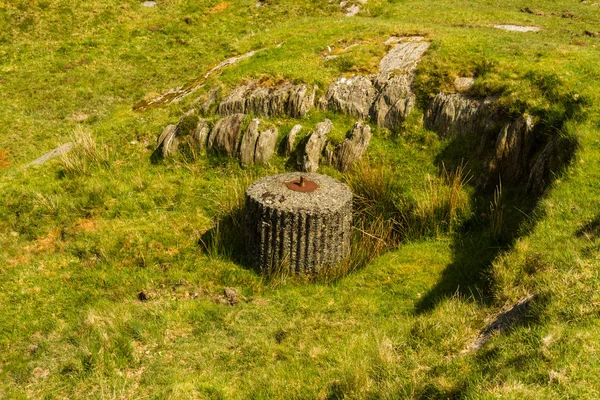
246, 172, 352, 213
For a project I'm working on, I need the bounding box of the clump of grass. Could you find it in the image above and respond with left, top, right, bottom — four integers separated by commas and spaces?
408, 162, 472, 238
60, 127, 109, 177
198, 172, 255, 261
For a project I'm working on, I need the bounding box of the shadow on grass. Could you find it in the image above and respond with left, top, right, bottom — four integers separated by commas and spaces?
415, 121, 577, 313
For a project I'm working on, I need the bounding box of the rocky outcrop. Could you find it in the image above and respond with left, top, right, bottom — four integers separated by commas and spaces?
334, 121, 372, 172
283, 124, 302, 156
301, 120, 333, 173
208, 113, 246, 157
254, 128, 278, 165
219, 82, 316, 118
320, 76, 377, 119
320, 37, 430, 132
486, 116, 535, 184
426, 91, 575, 193
424, 93, 499, 138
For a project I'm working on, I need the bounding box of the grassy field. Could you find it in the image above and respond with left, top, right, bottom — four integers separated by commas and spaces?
1, 0, 600, 398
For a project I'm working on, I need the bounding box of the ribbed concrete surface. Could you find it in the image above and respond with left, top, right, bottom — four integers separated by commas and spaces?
244, 172, 352, 275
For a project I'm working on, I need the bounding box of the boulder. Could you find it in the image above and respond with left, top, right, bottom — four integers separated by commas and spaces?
156, 124, 179, 157
254, 128, 278, 165
218, 85, 249, 115
301, 120, 333, 173
208, 114, 246, 156
287, 84, 316, 118
283, 124, 302, 156
239, 119, 261, 165
334, 121, 372, 172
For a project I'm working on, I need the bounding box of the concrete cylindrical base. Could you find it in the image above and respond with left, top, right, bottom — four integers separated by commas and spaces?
244, 172, 352, 275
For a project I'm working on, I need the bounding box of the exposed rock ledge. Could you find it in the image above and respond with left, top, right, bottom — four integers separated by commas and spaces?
218, 81, 316, 119
320, 37, 430, 132
424, 92, 574, 193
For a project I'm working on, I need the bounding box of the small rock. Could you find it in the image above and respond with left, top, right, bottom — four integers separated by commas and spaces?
254, 128, 278, 165
454, 77, 475, 92
584, 30, 598, 37
224, 287, 239, 305
301, 120, 333, 173
191, 118, 210, 150
283, 124, 302, 156
562, 10, 575, 18
142, 1, 156, 7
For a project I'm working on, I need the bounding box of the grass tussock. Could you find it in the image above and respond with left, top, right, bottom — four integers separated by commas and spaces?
60, 127, 110, 177
0, 149, 9, 170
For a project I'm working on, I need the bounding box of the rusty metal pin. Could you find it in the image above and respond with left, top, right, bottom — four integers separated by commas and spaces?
285, 176, 318, 192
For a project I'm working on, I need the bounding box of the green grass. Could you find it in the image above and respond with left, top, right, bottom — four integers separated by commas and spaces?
1, 0, 600, 398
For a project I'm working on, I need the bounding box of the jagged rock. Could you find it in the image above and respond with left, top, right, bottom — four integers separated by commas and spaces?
370, 74, 415, 131
192, 119, 210, 150
334, 121, 372, 172
200, 87, 219, 113
320, 76, 377, 119
301, 120, 333, 173
254, 128, 278, 165
283, 124, 302, 156
486, 116, 534, 184
155, 116, 210, 158
455, 77, 475, 92
375, 39, 430, 85
239, 119, 261, 165
156, 124, 179, 157
287, 84, 316, 118
219, 82, 315, 118
321, 38, 429, 132
208, 114, 246, 156
218, 85, 248, 115
527, 135, 576, 194
424, 93, 499, 138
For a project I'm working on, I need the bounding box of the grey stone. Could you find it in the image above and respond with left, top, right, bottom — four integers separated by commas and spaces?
218, 85, 249, 115
26, 142, 74, 167
320, 76, 377, 119
283, 124, 302, 156
244, 172, 353, 275
301, 119, 333, 173
142, 1, 156, 7
370, 74, 415, 132
424, 93, 499, 138
191, 118, 210, 150
486, 116, 534, 184
219, 82, 315, 118
207, 114, 246, 156
254, 128, 278, 165
239, 119, 261, 165
334, 121, 372, 172
321, 38, 429, 132
156, 124, 179, 157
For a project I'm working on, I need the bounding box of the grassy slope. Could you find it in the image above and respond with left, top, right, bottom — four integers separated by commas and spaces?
0, 0, 599, 398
